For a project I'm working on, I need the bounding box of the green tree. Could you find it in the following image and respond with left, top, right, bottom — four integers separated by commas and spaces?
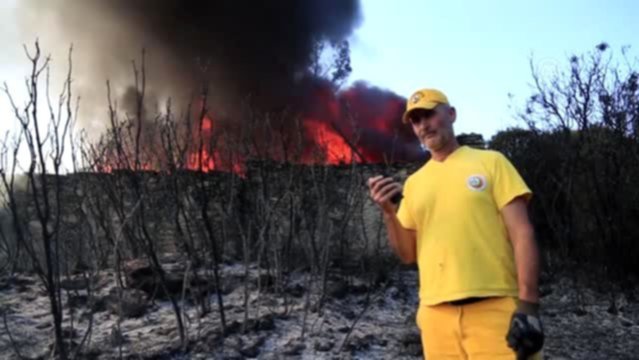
492, 43, 639, 297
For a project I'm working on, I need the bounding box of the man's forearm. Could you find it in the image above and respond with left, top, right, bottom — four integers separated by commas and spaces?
383, 212, 417, 264
512, 227, 540, 302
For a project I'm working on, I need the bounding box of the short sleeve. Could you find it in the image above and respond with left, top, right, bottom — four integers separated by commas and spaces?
396, 178, 417, 230
491, 152, 532, 210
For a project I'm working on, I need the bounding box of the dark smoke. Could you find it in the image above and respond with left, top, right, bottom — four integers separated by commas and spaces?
18, 0, 425, 164
19, 0, 362, 112
337, 82, 425, 162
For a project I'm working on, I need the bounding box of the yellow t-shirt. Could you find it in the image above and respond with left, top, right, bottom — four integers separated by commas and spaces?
397, 145, 532, 306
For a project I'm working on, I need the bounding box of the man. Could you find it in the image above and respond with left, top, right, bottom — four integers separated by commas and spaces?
367, 89, 544, 359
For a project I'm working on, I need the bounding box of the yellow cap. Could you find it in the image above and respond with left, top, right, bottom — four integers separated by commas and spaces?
402, 88, 449, 123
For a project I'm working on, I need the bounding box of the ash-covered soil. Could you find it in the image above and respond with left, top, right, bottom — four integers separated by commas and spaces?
1, 261, 637, 359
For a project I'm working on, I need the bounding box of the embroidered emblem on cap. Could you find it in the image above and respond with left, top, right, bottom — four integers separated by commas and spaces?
467, 174, 487, 192
410, 91, 424, 104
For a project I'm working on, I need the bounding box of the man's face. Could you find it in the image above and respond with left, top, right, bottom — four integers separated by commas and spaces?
407, 104, 456, 151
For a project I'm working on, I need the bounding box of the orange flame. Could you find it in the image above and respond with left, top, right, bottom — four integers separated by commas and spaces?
303, 120, 353, 164
95, 82, 419, 175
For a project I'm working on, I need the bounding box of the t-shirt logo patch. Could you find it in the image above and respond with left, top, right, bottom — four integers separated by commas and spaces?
467, 175, 487, 191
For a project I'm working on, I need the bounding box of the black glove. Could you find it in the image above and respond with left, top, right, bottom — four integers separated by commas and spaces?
506, 300, 544, 359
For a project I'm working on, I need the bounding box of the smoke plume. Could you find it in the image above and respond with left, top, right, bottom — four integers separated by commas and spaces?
19, 0, 361, 110
18, 0, 425, 165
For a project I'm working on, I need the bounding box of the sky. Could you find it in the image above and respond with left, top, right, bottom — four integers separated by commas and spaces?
1, 0, 31, 135
347, 0, 639, 138
1, 0, 638, 143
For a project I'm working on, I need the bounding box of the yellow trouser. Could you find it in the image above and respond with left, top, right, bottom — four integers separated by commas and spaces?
416, 296, 543, 360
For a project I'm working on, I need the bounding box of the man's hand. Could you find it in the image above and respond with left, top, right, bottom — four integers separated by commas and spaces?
506, 300, 544, 359
367, 175, 402, 214
367, 175, 416, 264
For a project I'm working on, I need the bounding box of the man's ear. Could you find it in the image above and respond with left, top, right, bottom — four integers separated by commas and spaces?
449, 106, 457, 123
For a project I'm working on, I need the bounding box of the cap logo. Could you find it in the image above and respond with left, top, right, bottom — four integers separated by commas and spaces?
467, 174, 487, 192
410, 91, 424, 104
